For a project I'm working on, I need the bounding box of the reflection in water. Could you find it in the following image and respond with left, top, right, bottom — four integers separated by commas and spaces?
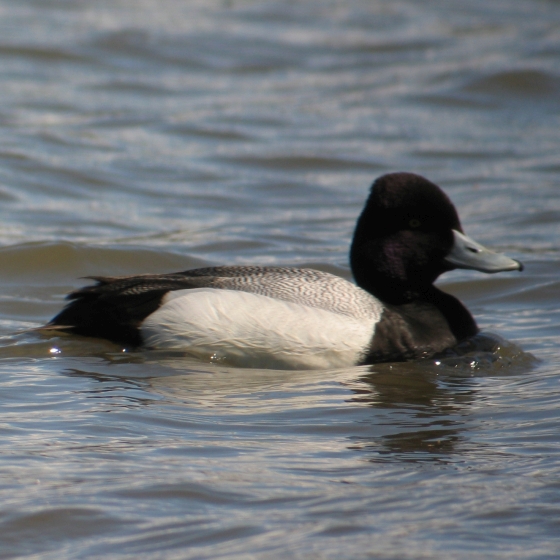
345, 334, 536, 462
52, 333, 538, 467
47, 333, 534, 468
347, 364, 475, 462
64, 368, 161, 410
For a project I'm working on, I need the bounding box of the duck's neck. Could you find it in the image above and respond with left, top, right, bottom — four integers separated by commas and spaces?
420, 286, 479, 341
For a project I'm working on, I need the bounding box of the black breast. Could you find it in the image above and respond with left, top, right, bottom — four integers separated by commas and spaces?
361, 286, 478, 364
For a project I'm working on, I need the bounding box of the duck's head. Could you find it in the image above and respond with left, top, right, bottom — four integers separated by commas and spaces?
350, 172, 522, 303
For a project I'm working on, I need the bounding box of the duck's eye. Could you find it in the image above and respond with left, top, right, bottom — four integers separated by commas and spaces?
409, 219, 421, 228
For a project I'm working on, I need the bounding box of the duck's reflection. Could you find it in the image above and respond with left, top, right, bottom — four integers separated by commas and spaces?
56, 334, 534, 465
346, 364, 473, 462
345, 334, 534, 462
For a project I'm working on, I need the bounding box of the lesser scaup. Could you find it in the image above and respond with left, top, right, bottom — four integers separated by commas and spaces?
47, 173, 522, 369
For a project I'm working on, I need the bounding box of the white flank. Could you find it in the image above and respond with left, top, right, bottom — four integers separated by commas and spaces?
141, 288, 375, 370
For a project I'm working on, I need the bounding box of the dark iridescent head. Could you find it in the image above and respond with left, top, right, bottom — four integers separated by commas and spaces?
350, 173, 522, 303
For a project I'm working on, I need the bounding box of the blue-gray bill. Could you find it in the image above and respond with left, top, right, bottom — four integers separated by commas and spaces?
445, 229, 523, 273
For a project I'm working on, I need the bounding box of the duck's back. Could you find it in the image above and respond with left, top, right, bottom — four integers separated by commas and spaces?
181, 267, 383, 320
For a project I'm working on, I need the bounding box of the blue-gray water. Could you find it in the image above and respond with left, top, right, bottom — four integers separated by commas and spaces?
0, 0, 559, 558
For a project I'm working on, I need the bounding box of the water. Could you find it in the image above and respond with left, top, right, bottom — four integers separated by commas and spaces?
0, 0, 559, 557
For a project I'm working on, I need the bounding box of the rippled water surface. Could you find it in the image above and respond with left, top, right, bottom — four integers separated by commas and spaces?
1, 0, 560, 558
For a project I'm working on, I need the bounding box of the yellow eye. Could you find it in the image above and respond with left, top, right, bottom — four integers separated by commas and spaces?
409, 219, 421, 228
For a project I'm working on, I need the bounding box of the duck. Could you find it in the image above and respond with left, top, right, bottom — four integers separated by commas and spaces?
47, 173, 523, 369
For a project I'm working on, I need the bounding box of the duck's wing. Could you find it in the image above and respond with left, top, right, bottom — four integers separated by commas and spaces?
46, 266, 381, 345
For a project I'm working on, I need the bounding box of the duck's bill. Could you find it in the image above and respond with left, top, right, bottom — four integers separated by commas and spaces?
445, 230, 523, 273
